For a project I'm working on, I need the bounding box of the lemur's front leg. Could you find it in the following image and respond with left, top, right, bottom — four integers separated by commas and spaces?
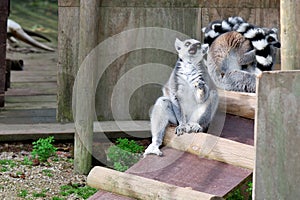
144, 96, 177, 156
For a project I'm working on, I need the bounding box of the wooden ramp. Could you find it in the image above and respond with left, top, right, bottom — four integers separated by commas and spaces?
88, 112, 255, 200
0, 51, 57, 124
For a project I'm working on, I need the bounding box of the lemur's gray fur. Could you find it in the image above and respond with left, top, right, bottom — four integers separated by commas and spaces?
206, 31, 258, 93
202, 16, 281, 72
144, 38, 219, 156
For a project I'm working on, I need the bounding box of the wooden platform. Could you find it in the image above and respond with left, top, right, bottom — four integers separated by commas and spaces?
0, 51, 57, 124
88, 114, 254, 200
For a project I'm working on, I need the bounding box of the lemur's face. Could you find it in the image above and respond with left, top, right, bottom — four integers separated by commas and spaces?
175, 38, 209, 63
266, 28, 281, 48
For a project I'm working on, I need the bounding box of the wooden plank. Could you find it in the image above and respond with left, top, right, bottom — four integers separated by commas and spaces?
280, 0, 300, 70
10, 71, 56, 82
219, 90, 256, 119
88, 166, 224, 200
0, 120, 150, 141
164, 127, 254, 169
254, 71, 300, 199
128, 147, 251, 197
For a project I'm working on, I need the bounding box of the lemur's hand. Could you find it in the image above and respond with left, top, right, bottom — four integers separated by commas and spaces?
197, 79, 206, 89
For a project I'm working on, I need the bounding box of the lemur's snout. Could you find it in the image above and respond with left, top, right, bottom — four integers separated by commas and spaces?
188, 43, 201, 55
273, 42, 281, 48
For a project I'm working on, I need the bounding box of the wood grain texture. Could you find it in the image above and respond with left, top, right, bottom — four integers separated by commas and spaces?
58, 0, 280, 121
280, 0, 300, 70
0, 0, 9, 107
219, 90, 256, 119
57, 6, 80, 122
254, 71, 300, 199
164, 127, 255, 169
87, 166, 223, 200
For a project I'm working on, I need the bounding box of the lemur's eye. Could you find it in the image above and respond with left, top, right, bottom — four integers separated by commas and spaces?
267, 37, 275, 43
185, 42, 191, 46
196, 43, 201, 48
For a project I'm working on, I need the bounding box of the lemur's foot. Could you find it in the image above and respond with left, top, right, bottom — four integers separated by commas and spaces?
175, 124, 190, 136
187, 122, 203, 133
143, 143, 163, 157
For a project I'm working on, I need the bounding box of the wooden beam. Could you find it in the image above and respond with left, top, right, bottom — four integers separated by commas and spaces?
254, 71, 300, 199
0, 0, 9, 107
163, 126, 255, 169
280, 0, 300, 70
218, 90, 256, 119
0, 120, 150, 141
87, 166, 224, 200
74, 0, 100, 174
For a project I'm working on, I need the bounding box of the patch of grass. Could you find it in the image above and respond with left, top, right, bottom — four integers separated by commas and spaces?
0, 159, 17, 168
107, 138, 144, 172
21, 156, 33, 166
18, 189, 28, 198
52, 197, 65, 200
42, 169, 53, 177
32, 136, 57, 162
60, 184, 97, 199
33, 189, 47, 198
10, 0, 58, 45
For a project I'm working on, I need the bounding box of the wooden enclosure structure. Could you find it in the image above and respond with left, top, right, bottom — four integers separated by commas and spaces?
0, 0, 9, 107
58, 0, 280, 123
58, 0, 281, 174
56, 0, 300, 199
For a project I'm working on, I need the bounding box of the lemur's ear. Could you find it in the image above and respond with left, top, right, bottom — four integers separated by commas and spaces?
271, 28, 278, 33
175, 38, 182, 51
201, 43, 209, 54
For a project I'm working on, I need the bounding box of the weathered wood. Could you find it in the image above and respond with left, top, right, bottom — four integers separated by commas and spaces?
218, 90, 256, 119
0, 0, 9, 107
254, 71, 300, 199
280, 0, 300, 70
87, 166, 223, 200
73, 0, 100, 174
58, 0, 280, 122
164, 127, 254, 169
57, 5, 80, 122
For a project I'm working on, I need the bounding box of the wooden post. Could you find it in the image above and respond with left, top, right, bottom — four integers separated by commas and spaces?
280, 0, 300, 70
57, 0, 80, 122
254, 71, 300, 199
0, 0, 9, 107
74, 0, 100, 174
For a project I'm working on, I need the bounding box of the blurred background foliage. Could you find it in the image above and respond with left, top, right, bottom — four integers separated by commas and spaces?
9, 0, 58, 45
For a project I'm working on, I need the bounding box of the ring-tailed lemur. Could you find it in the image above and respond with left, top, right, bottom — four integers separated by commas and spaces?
144, 38, 219, 156
206, 31, 258, 92
202, 16, 245, 46
202, 16, 281, 72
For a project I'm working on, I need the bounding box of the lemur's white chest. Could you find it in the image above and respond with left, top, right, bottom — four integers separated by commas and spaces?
177, 61, 199, 85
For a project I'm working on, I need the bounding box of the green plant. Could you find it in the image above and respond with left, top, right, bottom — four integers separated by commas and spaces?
0, 159, 17, 168
33, 189, 47, 198
32, 136, 57, 162
18, 189, 28, 198
60, 184, 97, 199
21, 156, 33, 166
42, 169, 53, 177
226, 188, 244, 200
107, 138, 144, 172
52, 197, 65, 200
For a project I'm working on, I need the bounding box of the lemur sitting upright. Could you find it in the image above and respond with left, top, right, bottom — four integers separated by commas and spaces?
144, 38, 219, 156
